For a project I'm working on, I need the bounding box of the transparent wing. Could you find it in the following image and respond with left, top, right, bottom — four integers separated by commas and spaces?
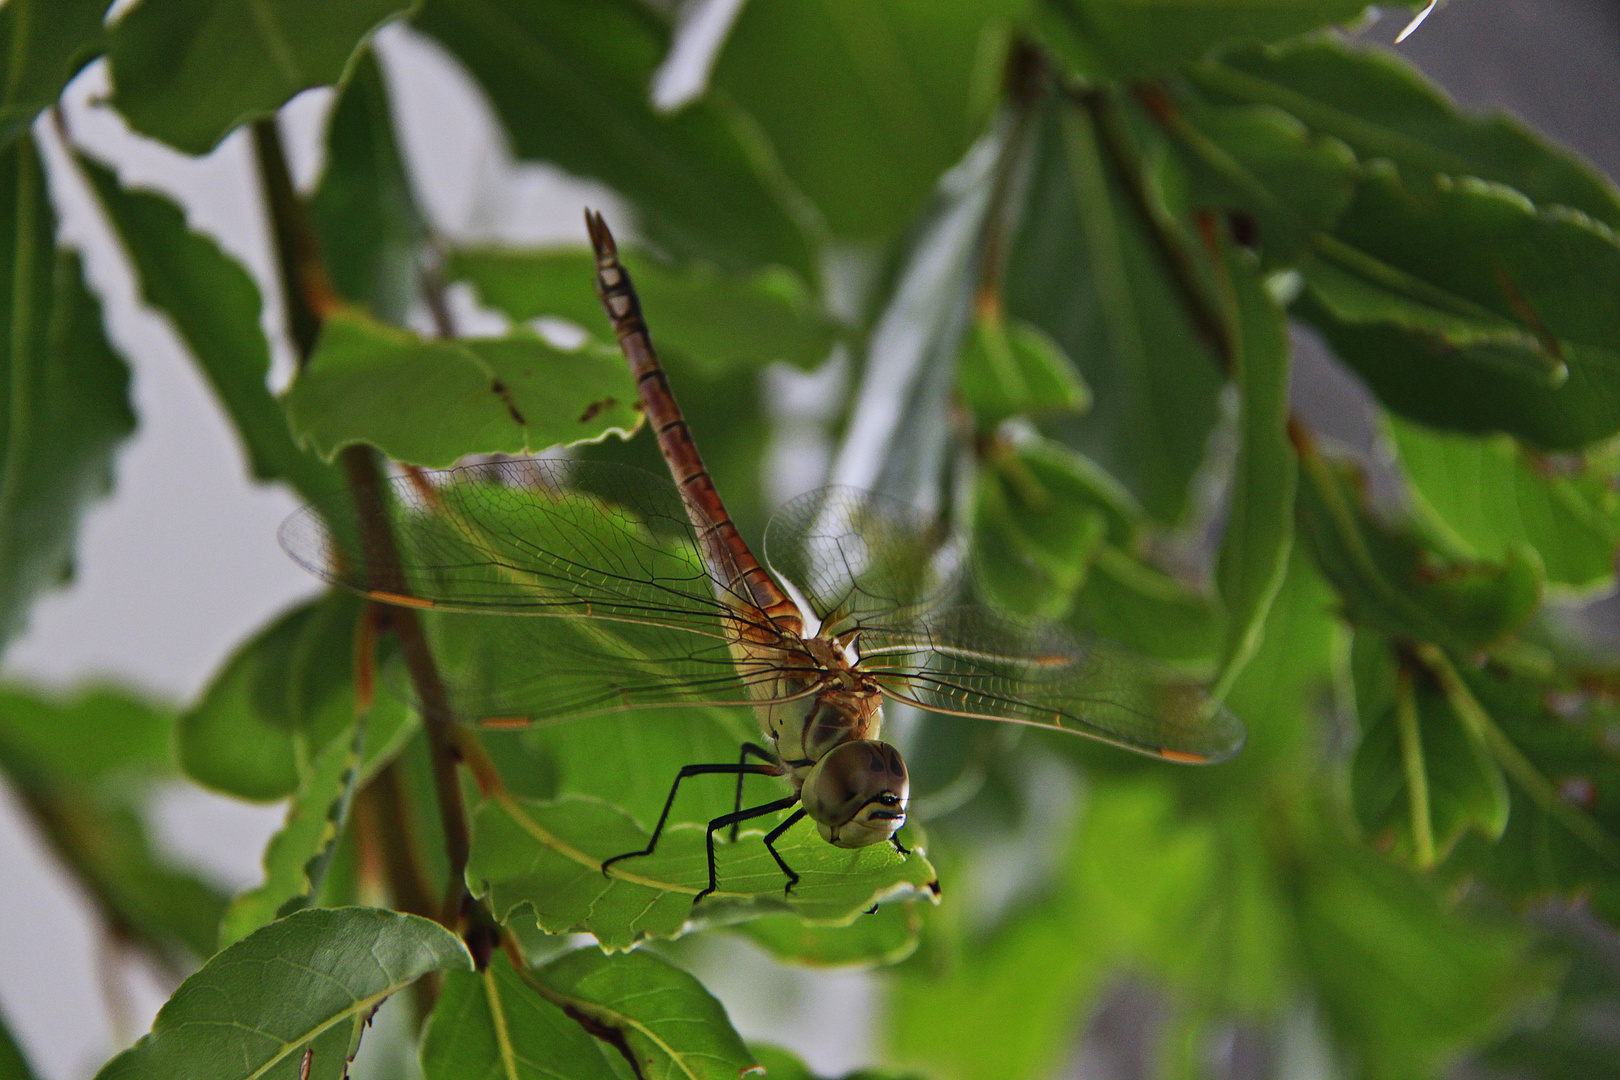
281, 458, 769, 639
415, 608, 816, 727
858, 607, 1246, 763
282, 458, 819, 723
763, 486, 964, 636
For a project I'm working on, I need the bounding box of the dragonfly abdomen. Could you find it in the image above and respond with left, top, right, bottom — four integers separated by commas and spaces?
585, 210, 803, 637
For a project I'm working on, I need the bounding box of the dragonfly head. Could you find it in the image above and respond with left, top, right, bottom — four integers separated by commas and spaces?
801, 740, 909, 849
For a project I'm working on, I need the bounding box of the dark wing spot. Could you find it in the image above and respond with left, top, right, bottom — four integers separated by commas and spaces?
578, 397, 618, 424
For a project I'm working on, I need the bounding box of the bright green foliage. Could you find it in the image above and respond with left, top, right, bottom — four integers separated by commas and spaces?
1156, 97, 1358, 264
421, 952, 622, 1080
11, 1, 1620, 1076
710, 0, 1021, 242
1390, 417, 1620, 592
956, 313, 1089, 431
736, 902, 923, 969
1193, 38, 1620, 230
77, 153, 338, 504
95, 908, 470, 1080
0, 0, 109, 149
414, 0, 811, 276
1212, 250, 1295, 696
108, 0, 411, 155
1007, 99, 1224, 524
469, 793, 937, 951
1300, 167, 1620, 448
529, 948, 758, 1080
0, 138, 136, 649
179, 590, 413, 801
1033, 0, 1401, 79
448, 247, 838, 374
285, 308, 641, 467
309, 49, 425, 325
0, 685, 230, 963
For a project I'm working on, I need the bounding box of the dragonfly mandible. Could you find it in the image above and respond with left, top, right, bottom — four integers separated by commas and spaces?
280, 210, 1245, 903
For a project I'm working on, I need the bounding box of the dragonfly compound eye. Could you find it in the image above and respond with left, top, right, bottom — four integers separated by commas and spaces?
801, 740, 909, 849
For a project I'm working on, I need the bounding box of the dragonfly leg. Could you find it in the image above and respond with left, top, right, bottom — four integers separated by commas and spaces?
762, 808, 808, 896
730, 743, 776, 841
891, 835, 910, 856
602, 762, 779, 877
696, 796, 800, 904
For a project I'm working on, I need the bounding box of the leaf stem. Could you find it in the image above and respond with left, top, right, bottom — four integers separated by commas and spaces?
1394, 665, 1436, 869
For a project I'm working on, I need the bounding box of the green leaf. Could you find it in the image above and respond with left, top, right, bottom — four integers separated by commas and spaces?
1006, 96, 1223, 524
0, 0, 109, 149
1298, 167, 1620, 449
447, 246, 837, 374
1070, 544, 1222, 663
956, 313, 1089, 430
284, 308, 640, 467
531, 947, 759, 1080
0, 1003, 37, 1080
77, 152, 338, 503
96, 907, 471, 1080
217, 720, 367, 947
0, 138, 136, 650
889, 780, 1220, 1080
413, 0, 810, 276
1152, 95, 1358, 264
734, 901, 923, 969
750, 1043, 924, 1080
1389, 416, 1620, 593
1447, 657, 1620, 924
420, 952, 620, 1080
1212, 251, 1295, 698
1192, 37, 1620, 231
710, 0, 1019, 241
1294, 445, 1542, 654
1031, 0, 1393, 80
179, 591, 415, 801
1350, 631, 1508, 868
107, 0, 411, 155
1298, 836, 1553, 1080
469, 793, 938, 951
972, 440, 1124, 618
0, 685, 230, 961
309, 48, 425, 324
1481, 914, 1620, 1079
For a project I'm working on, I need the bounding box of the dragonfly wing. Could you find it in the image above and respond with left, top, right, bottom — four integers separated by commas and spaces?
410, 610, 811, 727
281, 459, 767, 640
762, 486, 964, 635
858, 606, 1246, 763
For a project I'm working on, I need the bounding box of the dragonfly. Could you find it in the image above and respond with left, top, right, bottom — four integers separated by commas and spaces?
280, 210, 1245, 904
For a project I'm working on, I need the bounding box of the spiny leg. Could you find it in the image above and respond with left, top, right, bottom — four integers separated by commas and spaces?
762, 808, 808, 895
602, 762, 779, 876
730, 742, 776, 841
696, 795, 800, 903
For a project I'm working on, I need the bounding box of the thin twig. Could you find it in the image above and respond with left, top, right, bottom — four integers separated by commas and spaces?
251, 117, 476, 932
251, 119, 338, 362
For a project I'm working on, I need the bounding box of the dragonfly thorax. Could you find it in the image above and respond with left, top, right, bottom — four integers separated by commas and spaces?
759, 636, 883, 772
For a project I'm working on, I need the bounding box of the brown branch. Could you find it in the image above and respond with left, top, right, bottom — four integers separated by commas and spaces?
252, 114, 476, 933
251, 119, 338, 362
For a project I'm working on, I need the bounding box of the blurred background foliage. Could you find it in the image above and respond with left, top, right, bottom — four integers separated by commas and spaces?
3, 0, 1620, 1078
